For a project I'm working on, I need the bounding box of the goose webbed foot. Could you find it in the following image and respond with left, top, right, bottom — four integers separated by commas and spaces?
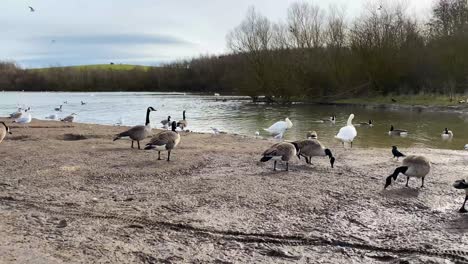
459, 207, 467, 213
157, 151, 162, 160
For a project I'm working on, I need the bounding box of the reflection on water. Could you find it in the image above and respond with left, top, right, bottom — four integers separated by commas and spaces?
1, 92, 467, 150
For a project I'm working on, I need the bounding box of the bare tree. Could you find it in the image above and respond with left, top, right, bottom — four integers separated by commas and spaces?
287, 2, 325, 48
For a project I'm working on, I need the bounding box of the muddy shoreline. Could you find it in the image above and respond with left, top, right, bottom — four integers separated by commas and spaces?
1, 118, 468, 263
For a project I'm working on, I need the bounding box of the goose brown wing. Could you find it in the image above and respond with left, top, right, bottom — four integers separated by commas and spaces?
148, 131, 178, 147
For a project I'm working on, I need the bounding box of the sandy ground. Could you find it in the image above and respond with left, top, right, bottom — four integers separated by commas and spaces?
1, 118, 468, 263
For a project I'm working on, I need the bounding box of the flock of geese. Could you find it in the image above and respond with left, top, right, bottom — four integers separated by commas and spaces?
1, 106, 468, 212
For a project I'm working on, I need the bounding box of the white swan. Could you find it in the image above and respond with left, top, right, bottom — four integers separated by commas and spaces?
335, 114, 357, 147
264, 118, 293, 139
464, 144, 468, 150
14, 112, 32, 124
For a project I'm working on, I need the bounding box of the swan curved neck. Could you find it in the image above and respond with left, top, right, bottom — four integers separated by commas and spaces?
347, 115, 354, 126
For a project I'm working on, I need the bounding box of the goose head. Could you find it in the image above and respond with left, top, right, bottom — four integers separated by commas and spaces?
147, 107, 156, 112
453, 179, 468, 190
444, 128, 449, 134
1, 122, 12, 134
171, 121, 177, 131
390, 125, 394, 131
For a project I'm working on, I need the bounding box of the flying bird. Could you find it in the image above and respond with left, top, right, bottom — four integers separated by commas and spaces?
28, 6, 35, 12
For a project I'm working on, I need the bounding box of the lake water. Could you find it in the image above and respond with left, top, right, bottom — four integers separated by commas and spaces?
1, 92, 467, 150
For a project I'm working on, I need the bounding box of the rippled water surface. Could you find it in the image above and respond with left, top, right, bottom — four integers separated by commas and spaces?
1, 92, 467, 150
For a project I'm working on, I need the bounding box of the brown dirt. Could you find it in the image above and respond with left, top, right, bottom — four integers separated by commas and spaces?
1, 118, 468, 263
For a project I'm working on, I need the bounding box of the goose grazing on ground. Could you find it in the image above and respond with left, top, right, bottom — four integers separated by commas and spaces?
55, 105, 63, 112
161, 116, 171, 129
113, 107, 156, 149
392, 146, 405, 160
177, 110, 188, 130
384, 155, 431, 189
388, 125, 408, 136
14, 112, 32, 124
294, 139, 335, 168
0, 122, 12, 144
145, 121, 180, 161
306, 131, 318, 139
335, 114, 357, 147
441, 128, 453, 139
359, 120, 373, 127
453, 179, 468, 213
260, 142, 298, 171
264, 118, 293, 139
61, 113, 77, 122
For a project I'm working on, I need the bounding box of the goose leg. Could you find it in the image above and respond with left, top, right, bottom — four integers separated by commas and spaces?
405, 176, 410, 187
421, 177, 425, 188
350, 142, 353, 148
137, 141, 141, 150
131, 141, 134, 149
306, 157, 311, 164
158, 151, 161, 160
273, 161, 277, 171
167, 151, 171, 162
286, 162, 289, 171
460, 196, 468, 213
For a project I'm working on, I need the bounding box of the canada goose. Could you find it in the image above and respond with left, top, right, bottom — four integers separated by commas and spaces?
384, 155, 431, 189
306, 131, 318, 139
161, 116, 171, 129
145, 121, 180, 161
392, 146, 405, 160
61, 113, 77, 122
260, 142, 298, 171
294, 139, 335, 168
14, 112, 32, 124
114, 107, 156, 149
359, 120, 373, 127
55, 105, 63, 112
441, 128, 453, 138
177, 110, 188, 129
0, 122, 12, 144
264, 118, 293, 139
388, 125, 408, 136
453, 179, 468, 213
322, 115, 336, 123
335, 114, 357, 147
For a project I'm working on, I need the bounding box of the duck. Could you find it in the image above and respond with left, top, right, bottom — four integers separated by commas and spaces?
113, 107, 156, 149
145, 121, 180, 161
441, 128, 453, 139
335, 114, 357, 147
384, 155, 431, 189
161, 116, 171, 129
294, 139, 335, 168
453, 179, 468, 213
263, 117, 293, 139
0, 122, 12, 144
177, 110, 188, 130
319, 115, 336, 124
260, 142, 298, 171
61, 113, 77, 122
388, 125, 408, 136
306, 131, 318, 139
55, 105, 63, 112
14, 112, 32, 124
392, 146, 406, 160
359, 120, 373, 127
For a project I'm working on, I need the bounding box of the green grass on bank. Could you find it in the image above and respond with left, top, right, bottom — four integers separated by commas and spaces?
334, 95, 468, 107
30, 64, 153, 72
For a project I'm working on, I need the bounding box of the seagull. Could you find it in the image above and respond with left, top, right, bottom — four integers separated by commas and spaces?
28, 6, 35, 12
14, 112, 32, 124
211, 127, 221, 135
45, 114, 58, 120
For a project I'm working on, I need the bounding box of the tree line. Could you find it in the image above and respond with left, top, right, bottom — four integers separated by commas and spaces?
0, 0, 467, 102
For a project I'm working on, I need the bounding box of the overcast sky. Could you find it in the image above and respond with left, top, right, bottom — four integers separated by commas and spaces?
1, 0, 435, 68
